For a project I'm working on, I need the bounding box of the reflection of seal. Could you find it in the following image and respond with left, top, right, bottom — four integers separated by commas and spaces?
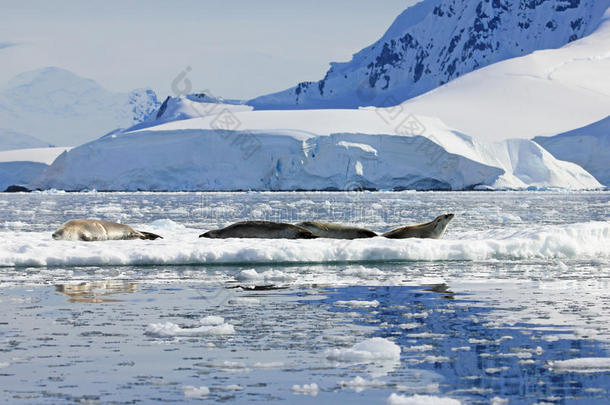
55, 281, 138, 303
52, 219, 162, 241
296, 221, 377, 239
199, 221, 317, 239
382, 214, 454, 239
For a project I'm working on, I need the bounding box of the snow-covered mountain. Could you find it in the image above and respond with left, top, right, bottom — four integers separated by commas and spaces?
130, 94, 251, 131
249, 0, 610, 110
30, 106, 600, 191
0, 67, 160, 146
399, 6, 610, 141
534, 116, 610, 186
0, 128, 51, 151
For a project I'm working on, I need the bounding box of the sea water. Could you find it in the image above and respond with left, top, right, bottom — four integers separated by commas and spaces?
0, 191, 609, 404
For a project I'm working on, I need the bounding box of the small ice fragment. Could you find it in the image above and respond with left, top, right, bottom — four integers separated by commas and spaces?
199, 315, 225, 325
291, 383, 319, 396
252, 361, 284, 369
325, 337, 401, 362
229, 297, 261, 306
403, 344, 435, 352
182, 385, 209, 398
491, 397, 509, 405
334, 300, 380, 308
387, 393, 461, 405
485, 367, 509, 374
145, 321, 235, 337
339, 376, 385, 393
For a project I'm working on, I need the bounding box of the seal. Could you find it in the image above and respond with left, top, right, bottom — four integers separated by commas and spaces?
296, 221, 377, 239
52, 219, 163, 241
199, 221, 317, 239
382, 213, 455, 239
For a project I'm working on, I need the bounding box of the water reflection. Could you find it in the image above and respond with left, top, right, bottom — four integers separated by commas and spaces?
317, 285, 610, 403
55, 280, 138, 303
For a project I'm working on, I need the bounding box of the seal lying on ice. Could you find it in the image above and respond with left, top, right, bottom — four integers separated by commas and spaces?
199, 221, 317, 239
382, 213, 454, 239
296, 221, 377, 239
52, 219, 163, 241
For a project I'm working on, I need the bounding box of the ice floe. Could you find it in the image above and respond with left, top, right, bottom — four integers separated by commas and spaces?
547, 357, 610, 373
1, 220, 609, 268
145, 316, 235, 337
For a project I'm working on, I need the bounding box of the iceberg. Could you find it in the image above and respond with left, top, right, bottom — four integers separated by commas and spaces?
30, 107, 600, 191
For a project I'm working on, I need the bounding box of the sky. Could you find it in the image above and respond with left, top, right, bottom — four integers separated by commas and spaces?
0, 0, 417, 100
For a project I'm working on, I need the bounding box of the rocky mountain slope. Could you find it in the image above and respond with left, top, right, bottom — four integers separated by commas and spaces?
249, 0, 610, 109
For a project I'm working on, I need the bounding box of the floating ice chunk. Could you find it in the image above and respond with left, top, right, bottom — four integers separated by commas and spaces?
339, 376, 385, 392
252, 361, 284, 369
491, 398, 509, 405
199, 315, 225, 326
291, 383, 319, 396
325, 337, 400, 362
485, 367, 509, 374
407, 333, 445, 339
181, 386, 209, 398
398, 323, 421, 330
498, 350, 532, 359
334, 300, 380, 308
343, 266, 384, 278
205, 361, 248, 371
403, 344, 435, 352
547, 357, 610, 373
423, 356, 450, 363
218, 384, 243, 391
236, 269, 294, 283
387, 393, 461, 405
403, 312, 428, 319
229, 297, 261, 306
145, 320, 235, 337
237, 269, 261, 281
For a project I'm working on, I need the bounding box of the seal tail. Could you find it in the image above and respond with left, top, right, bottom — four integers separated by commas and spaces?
138, 231, 163, 240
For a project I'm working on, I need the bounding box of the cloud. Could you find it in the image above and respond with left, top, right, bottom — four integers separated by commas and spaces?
0, 42, 21, 50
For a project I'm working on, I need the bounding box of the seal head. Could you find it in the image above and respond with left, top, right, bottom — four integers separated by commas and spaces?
382, 213, 454, 239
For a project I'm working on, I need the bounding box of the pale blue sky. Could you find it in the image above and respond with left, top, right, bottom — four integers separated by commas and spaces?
0, 0, 417, 99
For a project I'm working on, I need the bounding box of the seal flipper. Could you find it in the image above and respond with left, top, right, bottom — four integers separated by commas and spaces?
138, 231, 163, 240
299, 232, 318, 239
